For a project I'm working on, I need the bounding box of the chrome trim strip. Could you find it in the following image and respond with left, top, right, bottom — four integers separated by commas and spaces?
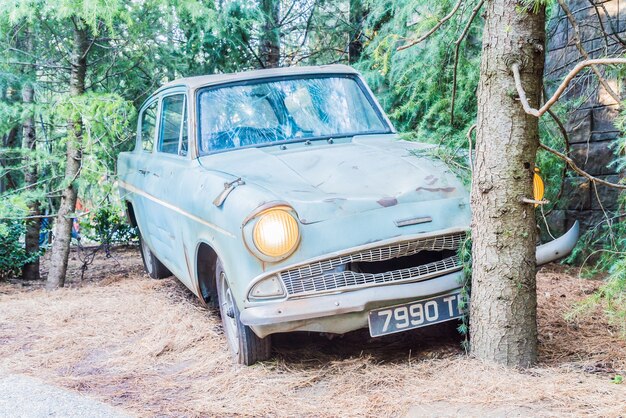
394, 216, 432, 227
117, 180, 235, 238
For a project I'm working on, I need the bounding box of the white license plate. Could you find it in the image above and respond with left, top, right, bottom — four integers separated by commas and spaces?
368, 292, 464, 337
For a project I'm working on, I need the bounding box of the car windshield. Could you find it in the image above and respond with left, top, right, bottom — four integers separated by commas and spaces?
197, 76, 390, 154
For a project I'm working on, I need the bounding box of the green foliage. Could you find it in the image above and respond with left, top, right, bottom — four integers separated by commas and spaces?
0, 218, 38, 280
358, 0, 482, 144
82, 205, 137, 247
457, 231, 472, 351
568, 254, 626, 337
566, 189, 625, 336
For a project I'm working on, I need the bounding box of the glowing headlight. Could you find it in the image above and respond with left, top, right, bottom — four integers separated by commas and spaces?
251, 207, 300, 260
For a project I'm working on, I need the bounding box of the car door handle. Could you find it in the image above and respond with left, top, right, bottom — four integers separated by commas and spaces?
138, 169, 150, 175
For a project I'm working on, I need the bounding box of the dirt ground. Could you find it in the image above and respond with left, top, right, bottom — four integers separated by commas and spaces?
0, 246, 624, 417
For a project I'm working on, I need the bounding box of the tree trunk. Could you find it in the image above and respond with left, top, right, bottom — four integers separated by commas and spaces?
21, 28, 41, 281
260, 0, 280, 68
349, 0, 366, 64
0, 127, 19, 193
469, 1, 546, 367
46, 23, 88, 290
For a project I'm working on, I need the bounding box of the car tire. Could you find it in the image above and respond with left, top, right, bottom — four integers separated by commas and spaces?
215, 258, 271, 365
139, 232, 171, 279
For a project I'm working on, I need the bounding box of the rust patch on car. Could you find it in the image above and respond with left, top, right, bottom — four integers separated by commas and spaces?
377, 197, 398, 207
415, 186, 456, 193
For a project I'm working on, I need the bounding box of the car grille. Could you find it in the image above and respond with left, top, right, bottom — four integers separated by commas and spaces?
280, 232, 466, 297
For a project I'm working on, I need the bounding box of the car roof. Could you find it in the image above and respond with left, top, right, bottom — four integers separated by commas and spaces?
155, 64, 359, 93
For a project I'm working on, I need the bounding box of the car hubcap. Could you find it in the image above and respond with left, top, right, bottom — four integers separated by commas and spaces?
219, 270, 239, 355
141, 239, 153, 274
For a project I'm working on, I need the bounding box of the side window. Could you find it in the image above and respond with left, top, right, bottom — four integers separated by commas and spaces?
158, 94, 186, 155
140, 101, 158, 152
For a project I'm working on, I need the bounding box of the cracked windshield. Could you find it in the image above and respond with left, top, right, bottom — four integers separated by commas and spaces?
198, 76, 390, 154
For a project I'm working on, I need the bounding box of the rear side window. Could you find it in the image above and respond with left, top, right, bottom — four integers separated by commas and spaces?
158, 94, 187, 155
140, 101, 158, 152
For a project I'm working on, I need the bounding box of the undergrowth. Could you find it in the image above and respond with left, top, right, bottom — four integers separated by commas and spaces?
567, 210, 626, 337
566, 105, 626, 337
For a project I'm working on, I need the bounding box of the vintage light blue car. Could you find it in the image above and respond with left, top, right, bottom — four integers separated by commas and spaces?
117, 65, 579, 365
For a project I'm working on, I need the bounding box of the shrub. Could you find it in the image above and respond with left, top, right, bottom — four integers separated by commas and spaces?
83, 205, 137, 247
0, 219, 38, 280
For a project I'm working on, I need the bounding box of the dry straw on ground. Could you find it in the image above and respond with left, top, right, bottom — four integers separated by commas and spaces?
0, 247, 624, 417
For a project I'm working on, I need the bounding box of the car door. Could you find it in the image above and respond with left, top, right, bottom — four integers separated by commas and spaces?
142, 90, 193, 286
130, 98, 161, 252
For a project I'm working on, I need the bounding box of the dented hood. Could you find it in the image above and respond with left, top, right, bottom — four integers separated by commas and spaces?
199, 135, 468, 224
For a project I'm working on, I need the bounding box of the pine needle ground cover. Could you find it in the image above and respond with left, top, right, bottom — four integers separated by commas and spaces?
0, 247, 624, 417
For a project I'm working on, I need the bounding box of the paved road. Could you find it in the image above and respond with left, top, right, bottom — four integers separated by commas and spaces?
0, 373, 132, 418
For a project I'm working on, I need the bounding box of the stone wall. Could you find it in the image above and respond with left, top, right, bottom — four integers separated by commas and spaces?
544, 0, 625, 236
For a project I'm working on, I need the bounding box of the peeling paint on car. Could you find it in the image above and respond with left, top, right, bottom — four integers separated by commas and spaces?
377, 197, 398, 207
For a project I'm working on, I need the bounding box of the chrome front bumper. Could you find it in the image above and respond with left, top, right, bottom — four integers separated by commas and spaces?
240, 270, 464, 337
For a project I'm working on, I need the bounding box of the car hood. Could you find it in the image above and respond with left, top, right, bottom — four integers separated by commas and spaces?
198, 135, 468, 224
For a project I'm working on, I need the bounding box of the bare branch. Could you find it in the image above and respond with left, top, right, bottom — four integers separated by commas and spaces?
450, 0, 485, 124
512, 58, 626, 118
466, 123, 476, 170
397, 0, 464, 51
0, 213, 57, 220
520, 197, 549, 205
557, 0, 621, 104
542, 108, 569, 216
588, 0, 626, 47
539, 142, 626, 190
8, 61, 71, 70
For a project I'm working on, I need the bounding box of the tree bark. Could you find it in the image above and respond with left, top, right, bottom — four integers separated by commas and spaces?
21, 27, 41, 281
349, 0, 366, 64
260, 0, 280, 68
469, 1, 546, 367
46, 23, 88, 290
0, 127, 19, 193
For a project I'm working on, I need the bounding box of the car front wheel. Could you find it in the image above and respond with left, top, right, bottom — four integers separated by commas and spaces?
215, 258, 271, 365
139, 232, 171, 279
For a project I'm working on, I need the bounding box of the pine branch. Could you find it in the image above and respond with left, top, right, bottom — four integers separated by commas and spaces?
450, 0, 485, 125
397, 0, 464, 51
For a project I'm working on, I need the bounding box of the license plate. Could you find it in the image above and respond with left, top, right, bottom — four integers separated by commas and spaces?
368, 292, 464, 337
